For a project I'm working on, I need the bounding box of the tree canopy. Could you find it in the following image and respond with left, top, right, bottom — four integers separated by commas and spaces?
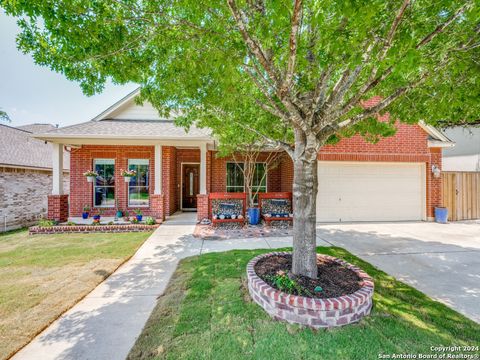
2, 0, 478, 152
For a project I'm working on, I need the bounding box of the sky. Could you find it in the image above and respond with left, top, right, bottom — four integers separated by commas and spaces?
0, 11, 138, 128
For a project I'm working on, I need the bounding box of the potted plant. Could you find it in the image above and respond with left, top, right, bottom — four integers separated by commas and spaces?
82, 205, 90, 219
134, 209, 143, 221
93, 209, 103, 221
83, 170, 98, 183
115, 198, 122, 218
121, 169, 136, 182
123, 210, 130, 222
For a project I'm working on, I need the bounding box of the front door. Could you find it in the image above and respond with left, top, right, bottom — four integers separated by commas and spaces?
182, 164, 200, 209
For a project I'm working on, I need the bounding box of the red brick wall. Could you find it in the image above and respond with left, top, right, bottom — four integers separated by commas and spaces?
70, 145, 159, 217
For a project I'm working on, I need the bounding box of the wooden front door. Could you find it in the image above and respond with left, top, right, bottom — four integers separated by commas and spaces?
182, 164, 200, 209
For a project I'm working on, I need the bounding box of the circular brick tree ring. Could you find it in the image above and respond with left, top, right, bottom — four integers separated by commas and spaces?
246, 252, 374, 328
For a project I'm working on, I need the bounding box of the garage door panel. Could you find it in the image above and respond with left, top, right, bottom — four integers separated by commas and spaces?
317, 162, 425, 222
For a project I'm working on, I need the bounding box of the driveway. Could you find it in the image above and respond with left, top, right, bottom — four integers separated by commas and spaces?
316, 221, 480, 323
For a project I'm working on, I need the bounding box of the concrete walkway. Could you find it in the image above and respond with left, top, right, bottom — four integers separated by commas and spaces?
14, 212, 320, 360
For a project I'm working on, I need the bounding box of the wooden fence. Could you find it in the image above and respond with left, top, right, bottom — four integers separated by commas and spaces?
442, 171, 480, 221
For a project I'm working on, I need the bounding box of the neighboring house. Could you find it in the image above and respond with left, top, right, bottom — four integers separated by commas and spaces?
34, 89, 453, 224
0, 124, 69, 231
442, 127, 480, 171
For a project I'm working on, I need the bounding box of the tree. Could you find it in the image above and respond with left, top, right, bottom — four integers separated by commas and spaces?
227, 143, 284, 209
3, 0, 478, 278
0, 109, 10, 122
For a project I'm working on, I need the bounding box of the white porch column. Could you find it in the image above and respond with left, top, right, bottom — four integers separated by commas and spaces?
52, 143, 64, 195
199, 143, 207, 194
154, 145, 163, 195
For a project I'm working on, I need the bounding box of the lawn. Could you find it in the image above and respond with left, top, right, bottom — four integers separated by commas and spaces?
0, 228, 152, 360
128, 247, 480, 360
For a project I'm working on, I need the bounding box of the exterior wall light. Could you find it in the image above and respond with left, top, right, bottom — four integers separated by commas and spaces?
432, 165, 441, 178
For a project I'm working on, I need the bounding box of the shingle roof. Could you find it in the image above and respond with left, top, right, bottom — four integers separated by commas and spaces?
0, 124, 69, 170
38, 119, 212, 140
16, 123, 57, 133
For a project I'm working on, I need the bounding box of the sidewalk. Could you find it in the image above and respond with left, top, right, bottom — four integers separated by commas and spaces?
14, 212, 326, 360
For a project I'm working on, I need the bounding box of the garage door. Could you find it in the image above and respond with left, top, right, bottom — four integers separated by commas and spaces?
316, 162, 425, 222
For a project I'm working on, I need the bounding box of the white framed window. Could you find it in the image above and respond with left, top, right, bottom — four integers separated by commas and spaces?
93, 159, 115, 207
128, 159, 150, 207
226, 162, 267, 202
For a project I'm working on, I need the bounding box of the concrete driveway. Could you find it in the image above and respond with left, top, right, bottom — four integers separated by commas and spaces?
316, 221, 480, 323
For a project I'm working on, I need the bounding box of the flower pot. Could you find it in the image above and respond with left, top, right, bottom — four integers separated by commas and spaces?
116, 210, 123, 218
136, 215, 143, 221
434, 207, 448, 224
247, 207, 260, 225
87, 176, 96, 183
93, 215, 101, 221
82, 212, 89, 219
124, 176, 132, 183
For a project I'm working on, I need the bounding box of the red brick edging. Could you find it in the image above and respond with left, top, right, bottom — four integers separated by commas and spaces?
29, 224, 159, 234
247, 252, 374, 328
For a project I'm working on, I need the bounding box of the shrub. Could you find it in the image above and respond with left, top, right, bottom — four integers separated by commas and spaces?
38, 218, 56, 227
145, 217, 156, 225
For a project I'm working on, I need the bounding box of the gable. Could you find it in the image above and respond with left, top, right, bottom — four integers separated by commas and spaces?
108, 100, 163, 120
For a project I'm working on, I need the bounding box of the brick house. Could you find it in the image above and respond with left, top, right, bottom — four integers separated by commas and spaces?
34, 89, 453, 223
0, 123, 69, 231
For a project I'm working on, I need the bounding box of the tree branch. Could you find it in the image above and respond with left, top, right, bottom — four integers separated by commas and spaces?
281, 0, 303, 96
416, 2, 471, 49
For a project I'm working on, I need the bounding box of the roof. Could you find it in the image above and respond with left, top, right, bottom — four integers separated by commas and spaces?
36, 119, 211, 141
0, 124, 69, 171
16, 123, 57, 133
34, 88, 213, 144
32, 88, 450, 148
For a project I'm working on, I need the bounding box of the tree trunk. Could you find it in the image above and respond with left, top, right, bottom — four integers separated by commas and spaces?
291, 130, 319, 279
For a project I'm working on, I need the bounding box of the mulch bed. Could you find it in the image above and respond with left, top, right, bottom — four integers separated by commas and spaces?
254, 254, 361, 298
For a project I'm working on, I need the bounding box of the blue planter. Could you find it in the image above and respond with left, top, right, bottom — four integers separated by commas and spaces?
136, 215, 143, 222
82, 212, 89, 219
434, 207, 448, 224
116, 211, 123, 218
247, 208, 260, 225
93, 215, 101, 221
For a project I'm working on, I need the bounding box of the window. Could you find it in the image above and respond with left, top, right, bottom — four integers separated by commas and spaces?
226, 162, 267, 200
128, 159, 149, 207
94, 159, 115, 207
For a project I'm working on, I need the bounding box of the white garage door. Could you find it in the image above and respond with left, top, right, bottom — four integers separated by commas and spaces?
316, 162, 425, 222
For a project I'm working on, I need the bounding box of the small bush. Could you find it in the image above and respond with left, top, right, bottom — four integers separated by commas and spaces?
66, 221, 76, 226
145, 217, 156, 225
38, 218, 56, 228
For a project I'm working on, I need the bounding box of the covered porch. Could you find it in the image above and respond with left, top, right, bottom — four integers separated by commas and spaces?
46, 139, 213, 223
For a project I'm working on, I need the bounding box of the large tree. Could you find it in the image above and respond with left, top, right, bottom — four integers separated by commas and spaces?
3, 0, 478, 278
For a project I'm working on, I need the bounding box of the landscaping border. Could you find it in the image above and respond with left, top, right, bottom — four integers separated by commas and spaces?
247, 251, 374, 328
29, 224, 159, 234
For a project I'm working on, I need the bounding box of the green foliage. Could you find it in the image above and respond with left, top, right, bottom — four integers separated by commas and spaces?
65, 221, 76, 226
144, 217, 156, 225
2, 0, 477, 150
264, 271, 313, 297
0, 109, 10, 122
133, 209, 143, 216
37, 218, 56, 228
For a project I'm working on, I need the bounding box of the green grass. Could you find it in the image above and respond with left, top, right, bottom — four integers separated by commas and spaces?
128, 247, 480, 360
0, 229, 152, 360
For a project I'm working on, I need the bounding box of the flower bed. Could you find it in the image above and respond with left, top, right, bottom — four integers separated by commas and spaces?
29, 223, 159, 234
247, 252, 374, 328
